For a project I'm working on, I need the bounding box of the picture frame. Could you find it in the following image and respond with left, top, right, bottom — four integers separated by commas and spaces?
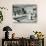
12, 4, 37, 23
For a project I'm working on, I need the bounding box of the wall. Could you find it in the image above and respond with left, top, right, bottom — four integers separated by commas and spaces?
0, 0, 46, 46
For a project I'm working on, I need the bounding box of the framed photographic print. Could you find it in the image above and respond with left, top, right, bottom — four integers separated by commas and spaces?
12, 4, 37, 23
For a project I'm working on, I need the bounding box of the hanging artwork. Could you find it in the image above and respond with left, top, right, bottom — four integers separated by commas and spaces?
0, 11, 3, 23
0, 7, 8, 23
12, 4, 37, 23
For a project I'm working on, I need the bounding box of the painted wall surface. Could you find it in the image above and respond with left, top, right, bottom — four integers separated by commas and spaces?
0, 0, 46, 46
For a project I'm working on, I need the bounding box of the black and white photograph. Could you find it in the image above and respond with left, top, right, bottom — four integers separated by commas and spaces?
12, 5, 37, 23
